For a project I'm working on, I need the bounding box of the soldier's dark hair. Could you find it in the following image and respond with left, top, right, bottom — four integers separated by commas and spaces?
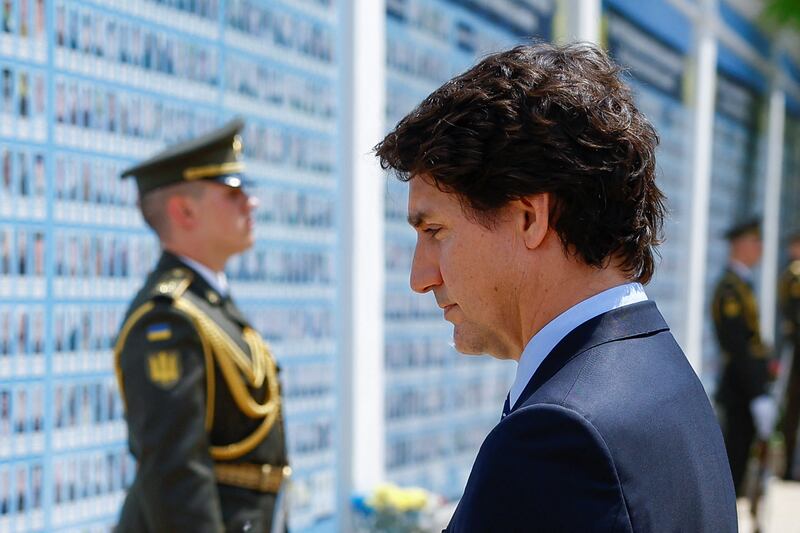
375, 42, 665, 283
138, 181, 206, 239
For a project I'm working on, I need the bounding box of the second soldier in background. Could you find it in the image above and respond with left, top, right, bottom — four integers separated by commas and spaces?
779, 232, 800, 482
712, 218, 775, 497
114, 119, 290, 533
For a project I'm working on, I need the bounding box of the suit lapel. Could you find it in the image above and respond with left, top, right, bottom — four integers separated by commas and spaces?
512, 301, 669, 411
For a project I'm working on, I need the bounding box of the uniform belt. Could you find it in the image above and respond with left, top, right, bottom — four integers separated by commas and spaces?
214, 462, 292, 494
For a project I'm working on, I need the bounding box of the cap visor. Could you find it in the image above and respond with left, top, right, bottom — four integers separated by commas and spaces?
212, 174, 255, 189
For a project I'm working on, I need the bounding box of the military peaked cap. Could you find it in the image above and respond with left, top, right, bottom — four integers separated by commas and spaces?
724, 217, 761, 241
121, 118, 248, 196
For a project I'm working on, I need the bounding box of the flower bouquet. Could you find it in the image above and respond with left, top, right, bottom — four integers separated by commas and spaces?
352, 483, 449, 532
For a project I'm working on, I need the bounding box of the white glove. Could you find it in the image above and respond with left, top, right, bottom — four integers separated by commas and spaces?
749, 394, 777, 441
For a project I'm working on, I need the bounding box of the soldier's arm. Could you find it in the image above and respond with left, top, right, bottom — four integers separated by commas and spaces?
117, 303, 223, 533
779, 272, 794, 340
781, 273, 800, 341
713, 286, 769, 401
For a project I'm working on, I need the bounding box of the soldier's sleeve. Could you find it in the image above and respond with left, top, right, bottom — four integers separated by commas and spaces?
712, 284, 769, 401
781, 271, 800, 341
117, 302, 223, 533
779, 271, 794, 340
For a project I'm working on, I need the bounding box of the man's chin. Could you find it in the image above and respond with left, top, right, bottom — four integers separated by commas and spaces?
451, 333, 486, 356
452, 328, 511, 359
238, 236, 255, 252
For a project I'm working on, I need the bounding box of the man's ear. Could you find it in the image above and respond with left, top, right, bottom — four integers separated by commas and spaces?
513, 193, 550, 250
165, 194, 199, 232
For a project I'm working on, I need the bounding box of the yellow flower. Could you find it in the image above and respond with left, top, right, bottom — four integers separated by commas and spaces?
368, 483, 429, 512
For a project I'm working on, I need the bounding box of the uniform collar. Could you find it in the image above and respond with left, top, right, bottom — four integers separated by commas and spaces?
178, 255, 229, 297
509, 282, 648, 409
728, 260, 753, 283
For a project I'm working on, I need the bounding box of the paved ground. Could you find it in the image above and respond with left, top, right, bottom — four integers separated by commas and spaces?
738, 478, 800, 533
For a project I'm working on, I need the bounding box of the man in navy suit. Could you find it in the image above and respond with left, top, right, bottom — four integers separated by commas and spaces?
375, 43, 737, 532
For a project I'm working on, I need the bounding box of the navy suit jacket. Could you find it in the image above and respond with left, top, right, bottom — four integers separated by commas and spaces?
446, 302, 737, 532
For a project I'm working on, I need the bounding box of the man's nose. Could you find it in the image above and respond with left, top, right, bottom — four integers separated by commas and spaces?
246, 193, 259, 212
410, 243, 442, 294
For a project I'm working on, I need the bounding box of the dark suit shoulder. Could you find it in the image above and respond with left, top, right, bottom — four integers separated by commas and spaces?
449, 403, 630, 532
493, 402, 613, 461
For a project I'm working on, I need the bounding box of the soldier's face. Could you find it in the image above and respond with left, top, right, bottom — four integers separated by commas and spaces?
737, 234, 762, 268
790, 240, 800, 260
198, 183, 258, 256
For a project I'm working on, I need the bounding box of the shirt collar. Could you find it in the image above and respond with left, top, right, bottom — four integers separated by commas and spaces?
729, 260, 753, 283
178, 255, 229, 296
508, 282, 648, 408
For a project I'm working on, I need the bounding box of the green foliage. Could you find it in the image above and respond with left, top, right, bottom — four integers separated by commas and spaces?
763, 0, 800, 30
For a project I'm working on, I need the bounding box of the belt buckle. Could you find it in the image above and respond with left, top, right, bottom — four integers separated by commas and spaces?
258, 464, 292, 493
259, 464, 274, 492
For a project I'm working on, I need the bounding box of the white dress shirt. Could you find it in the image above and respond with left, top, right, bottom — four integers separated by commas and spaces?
178, 255, 229, 296
508, 282, 648, 409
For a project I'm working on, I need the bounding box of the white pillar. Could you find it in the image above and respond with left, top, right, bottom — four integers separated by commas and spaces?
339, 2, 386, 527
558, 0, 601, 44
759, 79, 786, 345
685, 0, 718, 374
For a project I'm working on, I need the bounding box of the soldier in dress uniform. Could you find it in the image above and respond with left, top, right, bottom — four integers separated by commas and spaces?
712, 218, 776, 496
778, 231, 800, 481
114, 118, 289, 533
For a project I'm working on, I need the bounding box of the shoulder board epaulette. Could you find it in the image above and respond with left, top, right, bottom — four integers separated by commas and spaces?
151, 267, 193, 300
790, 260, 800, 277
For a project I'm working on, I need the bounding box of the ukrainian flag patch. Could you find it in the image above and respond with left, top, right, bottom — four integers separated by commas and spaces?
146, 323, 172, 342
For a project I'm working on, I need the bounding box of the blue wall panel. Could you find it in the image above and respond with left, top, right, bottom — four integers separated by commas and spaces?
383, 0, 552, 502
603, 0, 692, 54
717, 42, 767, 93
603, 7, 693, 348
0, 1, 342, 531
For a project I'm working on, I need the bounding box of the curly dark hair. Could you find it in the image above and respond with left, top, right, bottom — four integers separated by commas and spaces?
375, 42, 665, 283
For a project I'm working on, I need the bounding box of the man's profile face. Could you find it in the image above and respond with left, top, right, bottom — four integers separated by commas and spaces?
194, 182, 258, 257
407, 176, 519, 359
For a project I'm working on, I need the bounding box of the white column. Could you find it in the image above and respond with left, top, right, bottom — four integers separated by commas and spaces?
339, 0, 386, 527
558, 0, 601, 44
684, 0, 718, 374
759, 77, 786, 345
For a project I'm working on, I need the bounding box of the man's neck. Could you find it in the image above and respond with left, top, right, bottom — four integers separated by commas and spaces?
163, 243, 226, 273
729, 258, 752, 276
515, 265, 630, 360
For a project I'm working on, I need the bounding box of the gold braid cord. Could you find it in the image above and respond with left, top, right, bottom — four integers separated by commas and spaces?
172, 297, 281, 461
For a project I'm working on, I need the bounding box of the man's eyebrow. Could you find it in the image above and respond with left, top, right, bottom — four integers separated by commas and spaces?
407, 211, 428, 228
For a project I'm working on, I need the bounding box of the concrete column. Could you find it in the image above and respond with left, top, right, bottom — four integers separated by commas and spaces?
557, 0, 601, 44
339, 0, 386, 528
684, 0, 719, 374
759, 74, 786, 345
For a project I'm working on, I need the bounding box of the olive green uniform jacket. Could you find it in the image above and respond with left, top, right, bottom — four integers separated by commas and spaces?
115, 252, 288, 533
712, 266, 770, 493
779, 260, 800, 480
